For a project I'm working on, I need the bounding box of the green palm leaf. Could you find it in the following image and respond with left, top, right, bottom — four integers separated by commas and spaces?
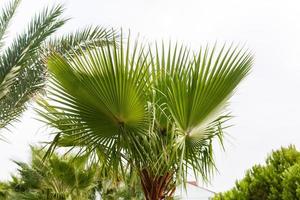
151, 43, 252, 181
44, 26, 117, 55
39, 36, 150, 166
0, 4, 66, 129
0, 0, 20, 48
0, 1, 117, 131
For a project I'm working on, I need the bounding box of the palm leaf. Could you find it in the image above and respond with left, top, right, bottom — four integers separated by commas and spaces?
0, 2, 117, 130
0, 4, 66, 129
39, 35, 150, 167
44, 26, 117, 55
0, 0, 20, 48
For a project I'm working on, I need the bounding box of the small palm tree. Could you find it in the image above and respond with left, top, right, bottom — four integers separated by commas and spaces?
0, 0, 115, 135
39, 35, 253, 199
6, 147, 97, 200
1, 147, 143, 200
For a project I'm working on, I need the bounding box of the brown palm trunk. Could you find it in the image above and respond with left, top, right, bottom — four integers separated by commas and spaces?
140, 169, 176, 200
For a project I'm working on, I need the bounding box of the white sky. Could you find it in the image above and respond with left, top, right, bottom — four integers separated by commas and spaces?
1, 0, 300, 198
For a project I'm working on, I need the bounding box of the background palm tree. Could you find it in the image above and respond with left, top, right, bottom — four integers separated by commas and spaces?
0, 0, 115, 136
39, 35, 253, 200
1, 147, 96, 200
0, 147, 144, 200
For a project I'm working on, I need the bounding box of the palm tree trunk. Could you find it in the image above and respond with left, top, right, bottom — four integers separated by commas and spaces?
140, 169, 176, 200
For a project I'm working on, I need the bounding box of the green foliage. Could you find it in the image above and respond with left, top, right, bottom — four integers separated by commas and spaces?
0, 0, 116, 133
282, 164, 300, 199
6, 147, 97, 200
0, 147, 144, 200
96, 174, 144, 200
213, 145, 300, 200
0, 0, 20, 48
0, 182, 10, 199
38, 33, 252, 199
0, 1, 66, 130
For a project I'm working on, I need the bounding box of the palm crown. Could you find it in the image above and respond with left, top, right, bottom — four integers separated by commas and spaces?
39, 35, 253, 199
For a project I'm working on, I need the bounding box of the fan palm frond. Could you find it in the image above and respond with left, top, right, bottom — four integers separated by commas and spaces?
38, 35, 150, 168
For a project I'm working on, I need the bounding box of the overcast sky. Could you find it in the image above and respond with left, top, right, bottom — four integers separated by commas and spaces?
1, 0, 300, 197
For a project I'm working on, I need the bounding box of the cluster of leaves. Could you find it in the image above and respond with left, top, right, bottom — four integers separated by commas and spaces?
213, 145, 300, 200
38, 30, 252, 199
0, 147, 144, 200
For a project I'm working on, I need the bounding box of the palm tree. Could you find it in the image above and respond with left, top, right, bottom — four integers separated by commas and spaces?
39, 35, 253, 200
5, 147, 97, 200
0, 147, 143, 200
0, 0, 115, 135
